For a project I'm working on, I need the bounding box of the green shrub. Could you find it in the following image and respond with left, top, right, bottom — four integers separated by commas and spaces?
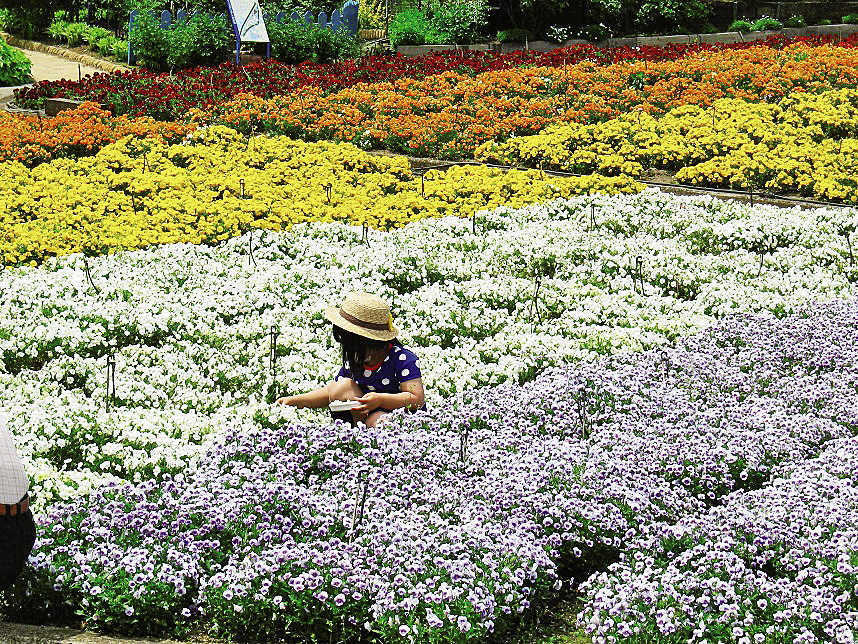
388, 8, 430, 45
752, 16, 782, 31
0, 38, 31, 85
358, 0, 385, 29
268, 19, 315, 61
46, 18, 68, 41
96, 35, 118, 56
112, 38, 128, 62
496, 28, 532, 42
64, 22, 89, 46
85, 26, 112, 50
167, 13, 231, 69
1, 6, 41, 40
268, 20, 358, 64
0, 8, 10, 32
545, 24, 575, 42
129, 9, 169, 71
843, 13, 858, 24
633, 0, 710, 34
784, 14, 805, 28
729, 19, 753, 32
430, 0, 488, 44
578, 23, 612, 40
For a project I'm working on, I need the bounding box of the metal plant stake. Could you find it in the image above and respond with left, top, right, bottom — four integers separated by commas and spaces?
576, 387, 589, 440
529, 274, 543, 333
269, 326, 279, 377
635, 255, 645, 295
106, 354, 116, 411
324, 183, 332, 204
248, 230, 256, 267
83, 256, 100, 294
349, 469, 370, 543
459, 423, 469, 463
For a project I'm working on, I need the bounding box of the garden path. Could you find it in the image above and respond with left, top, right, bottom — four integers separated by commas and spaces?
0, 46, 103, 106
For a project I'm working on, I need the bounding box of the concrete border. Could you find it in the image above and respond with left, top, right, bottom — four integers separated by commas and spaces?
1, 33, 130, 74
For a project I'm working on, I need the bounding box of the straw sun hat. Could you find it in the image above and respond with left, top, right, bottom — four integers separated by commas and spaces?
325, 292, 399, 341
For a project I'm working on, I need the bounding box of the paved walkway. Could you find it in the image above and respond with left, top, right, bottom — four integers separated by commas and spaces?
0, 36, 126, 106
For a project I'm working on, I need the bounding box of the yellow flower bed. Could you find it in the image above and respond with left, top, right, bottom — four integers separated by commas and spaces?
475, 87, 858, 203
1, 126, 643, 266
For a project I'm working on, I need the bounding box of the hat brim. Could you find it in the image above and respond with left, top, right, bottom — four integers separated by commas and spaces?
325, 306, 398, 341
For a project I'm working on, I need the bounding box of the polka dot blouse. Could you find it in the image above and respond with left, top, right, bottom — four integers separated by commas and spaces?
336, 344, 422, 396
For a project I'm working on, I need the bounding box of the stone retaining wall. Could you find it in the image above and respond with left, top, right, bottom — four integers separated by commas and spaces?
396, 22, 858, 57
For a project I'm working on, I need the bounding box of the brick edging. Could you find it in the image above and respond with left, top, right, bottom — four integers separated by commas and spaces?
1, 32, 130, 73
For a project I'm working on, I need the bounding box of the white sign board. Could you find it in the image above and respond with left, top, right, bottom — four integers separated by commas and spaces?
227, 0, 269, 42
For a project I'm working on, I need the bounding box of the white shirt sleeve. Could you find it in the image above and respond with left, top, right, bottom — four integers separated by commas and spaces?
0, 414, 29, 504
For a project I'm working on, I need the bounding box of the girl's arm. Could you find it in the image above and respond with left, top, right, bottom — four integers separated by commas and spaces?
355, 378, 425, 413
276, 382, 333, 408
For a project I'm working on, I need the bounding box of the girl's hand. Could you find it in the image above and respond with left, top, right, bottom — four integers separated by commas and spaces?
354, 393, 382, 413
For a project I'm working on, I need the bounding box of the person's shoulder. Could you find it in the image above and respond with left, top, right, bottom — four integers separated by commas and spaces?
392, 344, 419, 360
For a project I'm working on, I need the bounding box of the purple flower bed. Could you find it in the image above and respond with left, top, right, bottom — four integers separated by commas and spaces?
3, 299, 857, 641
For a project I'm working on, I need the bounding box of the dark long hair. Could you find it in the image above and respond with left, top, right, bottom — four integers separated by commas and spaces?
332, 325, 394, 377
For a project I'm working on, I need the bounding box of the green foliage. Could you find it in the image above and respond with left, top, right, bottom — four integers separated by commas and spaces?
545, 24, 576, 42
729, 19, 754, 32
96, 34, 119, 56
0, 8, 9, 32
112, 37, 128, 62
784, 14, 805, 28
389, 1, 488, 46
498, 0, 569, 33
496, 27, 533, 42
64, 22, 90, 46
633, 0, 710, 34
0, 38, 32, 85
388, 7, 430, 45
843, 13, 858, 24
752, 16, 782, 31
578, 23, 612, 40
129, 9, 170, 71
167, 13, 231, 70
358, 0, 386, 29
268, 20, 358, 64
130, 10, 231, 72
430, 1, 488, 44
86, 25, 112, 50
46, 18, 69, 41
0, 0, 58, 38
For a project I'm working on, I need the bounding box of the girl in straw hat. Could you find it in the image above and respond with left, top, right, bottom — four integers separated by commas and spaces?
276, 292, 425, 427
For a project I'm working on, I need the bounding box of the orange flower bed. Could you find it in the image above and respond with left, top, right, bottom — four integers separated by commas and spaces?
0, 103, 192, 167
4, 42, 858, 165
193, 42, 858, 159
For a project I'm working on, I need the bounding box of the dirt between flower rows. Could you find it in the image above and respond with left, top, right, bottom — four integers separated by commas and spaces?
0, 621, 185, 643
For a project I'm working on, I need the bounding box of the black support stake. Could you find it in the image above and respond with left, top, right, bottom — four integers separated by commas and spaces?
106, 354, 116, 411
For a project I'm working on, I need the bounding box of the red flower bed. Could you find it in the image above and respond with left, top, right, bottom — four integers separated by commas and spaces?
14, 33, 858, 121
